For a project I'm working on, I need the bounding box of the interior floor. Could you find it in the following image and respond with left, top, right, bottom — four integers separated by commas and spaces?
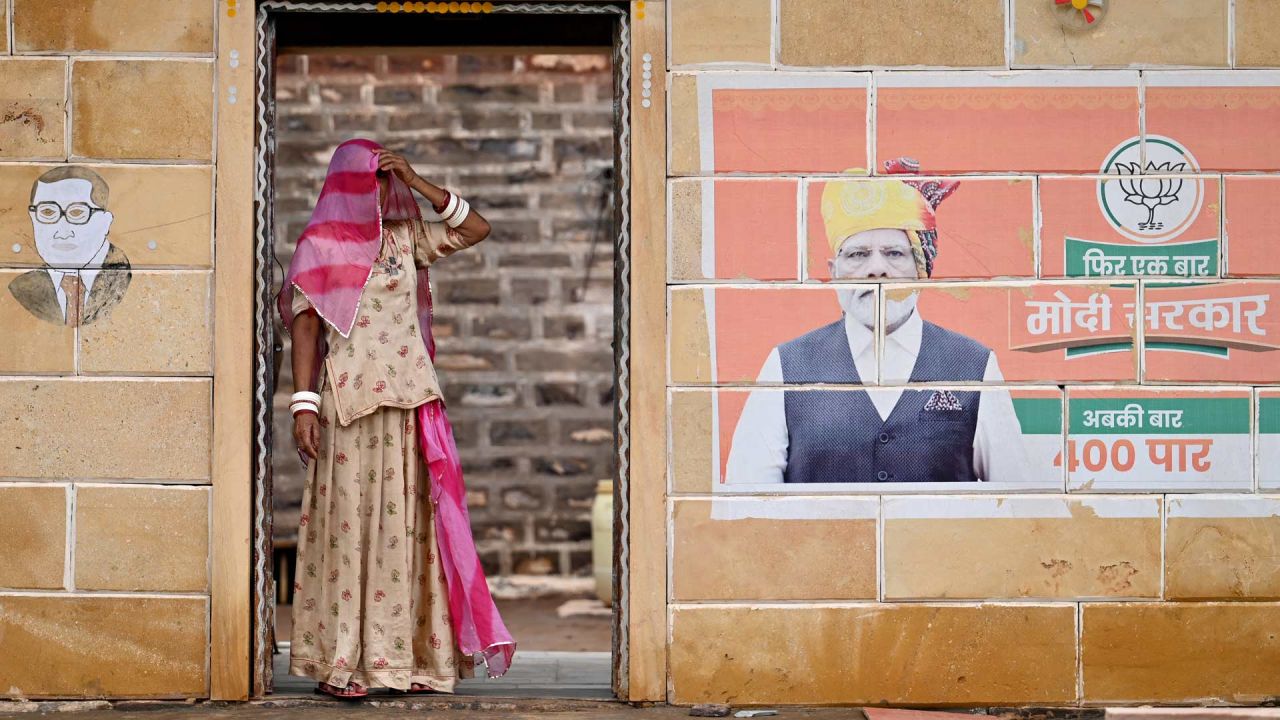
271, 646, 612, 700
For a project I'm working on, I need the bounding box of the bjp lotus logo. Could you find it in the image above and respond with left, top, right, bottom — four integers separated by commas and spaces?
1111, 161, 1186, 231
1097, 135, 1203, 244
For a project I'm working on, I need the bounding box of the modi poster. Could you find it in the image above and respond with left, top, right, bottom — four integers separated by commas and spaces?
667, 71, 1280, 495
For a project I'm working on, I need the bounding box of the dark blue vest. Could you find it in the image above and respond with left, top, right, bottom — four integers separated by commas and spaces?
777, 318, 989, 483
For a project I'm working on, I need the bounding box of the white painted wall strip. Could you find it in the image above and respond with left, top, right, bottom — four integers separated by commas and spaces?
877, 70, 1139, 88
709, 495, 879, 520
1167, 495, 1280, 518
884, 495, 1160, 519
1145, 70, 1280, 87
700, 178, 715, 279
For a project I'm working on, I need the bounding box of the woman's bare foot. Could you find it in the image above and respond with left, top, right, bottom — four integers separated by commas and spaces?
316, 681, 367, 699
390, 682, 438, 695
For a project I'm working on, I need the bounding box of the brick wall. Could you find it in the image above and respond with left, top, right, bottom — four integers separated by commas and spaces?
271, 51, 615, 578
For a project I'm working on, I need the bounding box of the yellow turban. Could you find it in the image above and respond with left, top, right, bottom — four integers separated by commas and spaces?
819, 161, 958, 277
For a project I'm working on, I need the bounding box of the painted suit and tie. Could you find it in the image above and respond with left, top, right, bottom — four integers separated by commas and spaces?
8, 167, 132, 327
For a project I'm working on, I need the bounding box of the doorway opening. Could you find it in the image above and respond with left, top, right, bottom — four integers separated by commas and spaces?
250, 1, 632, 700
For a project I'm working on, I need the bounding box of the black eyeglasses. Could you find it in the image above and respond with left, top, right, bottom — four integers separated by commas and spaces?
29, 201, 107, 226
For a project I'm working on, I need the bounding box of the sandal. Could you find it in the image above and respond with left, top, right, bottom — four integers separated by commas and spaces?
315, 682, 368, 700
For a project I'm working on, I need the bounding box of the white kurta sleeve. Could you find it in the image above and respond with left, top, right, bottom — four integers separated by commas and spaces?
291, 286, 315, 316
724, 348, 789, 485
413, 219, 481, 267
972, 351, 1037, 483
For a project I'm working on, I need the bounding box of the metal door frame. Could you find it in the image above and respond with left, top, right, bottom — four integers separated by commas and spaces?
251, 0, 633, 697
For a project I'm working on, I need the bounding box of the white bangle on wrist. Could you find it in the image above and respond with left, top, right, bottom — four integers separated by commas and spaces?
444, 197, 470, 228
440, 192, 459, 222
292, 390, 321, 405
290, 400, 319, 416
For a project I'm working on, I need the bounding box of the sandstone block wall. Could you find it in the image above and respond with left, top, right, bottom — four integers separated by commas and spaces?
0, 0, 216, 699
665, 0, 1280, 706
4, 0, 1280, 706
270, 51, 615, 579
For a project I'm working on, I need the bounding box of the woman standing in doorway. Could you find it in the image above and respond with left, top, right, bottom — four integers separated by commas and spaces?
280, 138, 515, 699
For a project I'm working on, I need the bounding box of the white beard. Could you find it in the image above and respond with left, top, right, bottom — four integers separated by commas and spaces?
886, 291, 919, 331
838, 287, 875, 328
838, 288, 918, 331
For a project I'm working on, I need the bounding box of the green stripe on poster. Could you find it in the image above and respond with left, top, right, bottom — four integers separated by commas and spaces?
1069, 397, 1250, 435
1146, 341, 1230, 357
1064, 238, 1219, 278
1066, 342, 1132, 357
1013, 398, 1062, 435
1261, 397, 1280, 435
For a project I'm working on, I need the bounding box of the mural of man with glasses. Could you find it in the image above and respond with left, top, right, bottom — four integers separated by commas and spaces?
9, 166, 131, 326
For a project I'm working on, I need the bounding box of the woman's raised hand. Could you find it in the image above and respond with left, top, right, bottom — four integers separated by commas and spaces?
374, 148, 420, 186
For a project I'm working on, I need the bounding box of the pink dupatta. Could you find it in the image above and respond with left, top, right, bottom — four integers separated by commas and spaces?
280, 138, 516, 677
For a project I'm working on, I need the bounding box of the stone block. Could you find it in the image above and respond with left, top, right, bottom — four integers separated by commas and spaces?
1013, 0, 1228, 67
1225, 176, 1280, 277
807, 176, 1035, 280
74, 485, 209, 592
670, 604, 1077, 705
0, 595, 207, 698
672, 72, 868, 174
1081, 602, 1280, 702
669, 74, 700, 176
781, 0, 1003, 67
884, 496, 1160, 600
307, 54, 377, 75
670, 0, 771, 66
1165, 496, 1280, 600
439, 84, 540, 105
669, 391, 713, 494
877, 71, 1139, 174
373, 84, 423, 105
672, 498, 876, 601
1145, 73, 1280, 172
0, 485, 67, 590
72, 59, 213, 161
439, 278, 500, 304
0, 164, 213, 269
1040, 173, 1220, 279
0, 379, 212, 482
668, 180, 703, 281
515, 349, 611, 373
670, 179, 801, 282
79, 271, 212, 374
1142, 282, 1280, 384
13, 0, 215, 53
542, 315, 585, 340
489, 419, 548, 446
667, 287, 713, 384
1067, 387, 1251, 492
0, 58, 67, 160
1236, 0, 1280, 68
0, 270, 75, 373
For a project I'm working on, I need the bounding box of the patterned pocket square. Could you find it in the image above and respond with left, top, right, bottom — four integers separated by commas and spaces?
923, 389, 965, 412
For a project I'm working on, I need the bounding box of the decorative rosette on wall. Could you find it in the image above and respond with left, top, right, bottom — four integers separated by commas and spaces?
1054, 0, 1107, 30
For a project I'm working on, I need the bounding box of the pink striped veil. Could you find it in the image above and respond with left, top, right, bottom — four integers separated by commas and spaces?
278, 138, 432, 389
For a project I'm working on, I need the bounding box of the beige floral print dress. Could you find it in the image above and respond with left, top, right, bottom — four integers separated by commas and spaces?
289, 219, 478, 691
